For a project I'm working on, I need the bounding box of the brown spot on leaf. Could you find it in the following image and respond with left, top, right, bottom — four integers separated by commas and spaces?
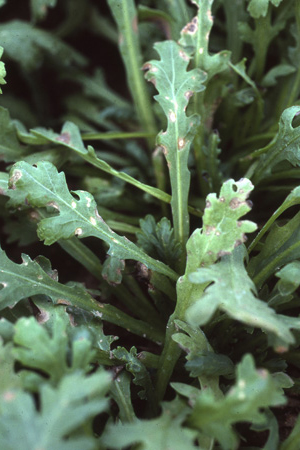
182, 16, 198, 34
3, 391, 16, 402
205, 225, 216, 235
178, 138, 185, 150
56, 132, 70, 144
57, 299, 72, 306
179, 50, 189, 61
229, 197, 241, 209
219, 196, 225, 202
132, 15, 138, 33
142, 63, 152, 72
36, 309, 50, 324
205, 200, 211, 208
184, 90, 194, 101
218, 250, 231, 258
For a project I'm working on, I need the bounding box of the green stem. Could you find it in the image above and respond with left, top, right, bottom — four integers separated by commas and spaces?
107, 0, 157, 145
82, 131, 156, 141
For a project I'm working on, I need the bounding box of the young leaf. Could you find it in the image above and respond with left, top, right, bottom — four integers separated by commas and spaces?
112, 346, 154, 401
0, 371, 111, 450
12, 316, 95, 385
136, 214, 182, 270
30, 0, 57, 22
188, 354, 286, 450
247, 0, 283, 19
187, 245, 295, 346
143, 40, 206, 261
8, 160, 178, 280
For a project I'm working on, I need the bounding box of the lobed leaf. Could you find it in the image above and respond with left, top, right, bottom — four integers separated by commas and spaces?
8, 160, 178, 280
144, 40, 206, 260
247, 0, 283, 18
185, 178, 257, 273
188, 354, 286, 450
0, 371, 110, 450
102, 397, 197, 450
12, 316, 95, 385
187, 245, 296, 346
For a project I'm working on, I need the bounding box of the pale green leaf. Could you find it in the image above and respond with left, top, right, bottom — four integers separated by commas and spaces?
187, 245, 295, 346
275, 261, 300, 296
30, 0, 57, 22
0, 371, 110, 450
12, 316, 95, 385
247, 0, 283, 18
185, 178, 257, 273
250, 106, 300, 183
0, 47, 6, 93
180, 0, 231, 80
102, 398, 197, 450
188, 354, 286, 450
8, 161, 177, 280
144, 40, 206, 257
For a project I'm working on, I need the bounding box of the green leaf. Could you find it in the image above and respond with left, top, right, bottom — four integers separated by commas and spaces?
102, 256, 125, 285
172, 320, 234, 379
0, 247, 164, 342
30, 122, 204, 217
261, 64, 296, 87
0, 47, 6, 93
8, 160, 178, 280
187, 245, 295, 346
136, 214, 182, 270
144, 40, 206, 259
248, 211, 300, 289
12, 316, 95, 385
185, 178, 257, 273
0, 341, 22, 395
275, 261, 300, 296
180, 0, 231, 80
0, 371, 110, 450
247, 0, 283, 19
188, 354, 286, 450
110, 371, 136, 423
102, 397, 197, 450
0, 21, 86, 71
30, 0, 57, 22
112, 346, 154, 401
251, 106, 300, 184
0, 107, 29, 162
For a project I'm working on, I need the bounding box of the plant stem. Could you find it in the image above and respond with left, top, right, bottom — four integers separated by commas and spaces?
107, 0, 157, 146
